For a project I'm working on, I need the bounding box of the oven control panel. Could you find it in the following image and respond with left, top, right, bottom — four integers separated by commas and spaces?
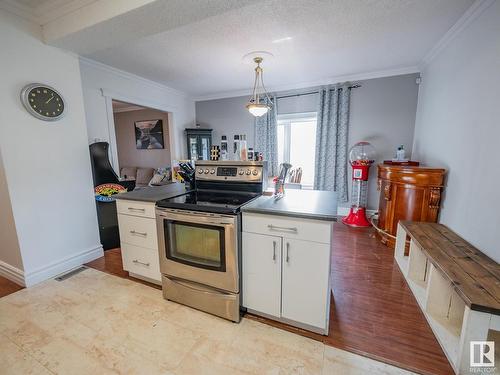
195, 162, 265, 182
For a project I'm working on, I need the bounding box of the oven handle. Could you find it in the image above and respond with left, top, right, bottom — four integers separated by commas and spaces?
156, 210, 235, 226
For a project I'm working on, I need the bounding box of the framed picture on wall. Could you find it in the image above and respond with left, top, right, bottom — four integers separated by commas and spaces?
134, 119, 164, 149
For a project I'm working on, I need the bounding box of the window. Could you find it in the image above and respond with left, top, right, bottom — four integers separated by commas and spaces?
277, 112, 317, 188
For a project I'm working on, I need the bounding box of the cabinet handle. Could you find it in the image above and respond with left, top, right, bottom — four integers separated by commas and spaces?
130, 230, 147, 236
272, 241, 277, 261
128, 207, 146, 212
267, 224, 298, 233
133, 259, 150, 267
286, 242, 290, 263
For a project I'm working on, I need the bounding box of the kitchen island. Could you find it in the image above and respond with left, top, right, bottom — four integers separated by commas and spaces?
241, 189, 337, 335
114, 183, 188, 284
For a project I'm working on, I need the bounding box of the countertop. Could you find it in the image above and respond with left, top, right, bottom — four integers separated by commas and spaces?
114, 183, 188, 202
241, 189, 338, 221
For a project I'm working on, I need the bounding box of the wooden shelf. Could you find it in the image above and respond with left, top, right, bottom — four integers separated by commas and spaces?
395, 222, 500, 374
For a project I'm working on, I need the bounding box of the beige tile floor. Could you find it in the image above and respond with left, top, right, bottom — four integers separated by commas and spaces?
0, 268, 415, 375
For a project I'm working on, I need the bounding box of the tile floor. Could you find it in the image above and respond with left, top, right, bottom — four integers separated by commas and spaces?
0, 267, 416, 374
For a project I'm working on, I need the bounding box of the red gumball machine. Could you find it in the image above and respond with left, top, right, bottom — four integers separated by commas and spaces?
342, 141, 376, 227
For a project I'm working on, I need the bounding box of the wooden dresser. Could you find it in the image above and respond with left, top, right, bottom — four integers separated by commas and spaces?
376, 164, 446, 248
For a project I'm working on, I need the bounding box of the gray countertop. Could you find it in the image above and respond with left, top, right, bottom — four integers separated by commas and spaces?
115, 183, 188, 203
242, 189, 338, 221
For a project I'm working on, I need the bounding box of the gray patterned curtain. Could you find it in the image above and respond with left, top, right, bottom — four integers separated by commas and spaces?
314, 85, 350, 202
255, 95, 278, 177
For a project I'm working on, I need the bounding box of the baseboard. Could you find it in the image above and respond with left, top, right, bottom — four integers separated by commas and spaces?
0, 260, 25, 286
337, 207, 378, 217
23, 245, 104, 287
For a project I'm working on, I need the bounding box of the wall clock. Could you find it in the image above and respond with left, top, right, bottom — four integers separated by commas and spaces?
20, 83, 66, 121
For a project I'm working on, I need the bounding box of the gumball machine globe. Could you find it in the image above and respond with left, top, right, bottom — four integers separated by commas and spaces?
342, 141, 376, 227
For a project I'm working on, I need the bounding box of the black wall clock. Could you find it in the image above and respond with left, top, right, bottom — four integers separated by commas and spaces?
20, 83, 66, 121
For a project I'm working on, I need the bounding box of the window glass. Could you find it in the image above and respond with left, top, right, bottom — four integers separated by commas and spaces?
277, 113, 317, 188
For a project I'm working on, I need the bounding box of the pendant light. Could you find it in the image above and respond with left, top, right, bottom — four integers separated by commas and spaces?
246, 57, 271, 117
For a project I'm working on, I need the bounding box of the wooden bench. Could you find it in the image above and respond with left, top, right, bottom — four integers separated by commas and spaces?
395, 221, 500, 374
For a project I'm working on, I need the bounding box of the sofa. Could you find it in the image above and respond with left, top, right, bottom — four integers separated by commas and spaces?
120, 167, 155, 188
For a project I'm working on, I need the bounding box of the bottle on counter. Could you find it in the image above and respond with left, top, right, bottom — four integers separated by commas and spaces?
248, 147, 254, 161
240, 134, 248, 161
220, 135, 228, 160
233, 135, 240, 161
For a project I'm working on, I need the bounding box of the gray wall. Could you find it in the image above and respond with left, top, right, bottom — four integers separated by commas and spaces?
412, 1, 500, 262
113, 108, 171, 170
195, 74, 419, 210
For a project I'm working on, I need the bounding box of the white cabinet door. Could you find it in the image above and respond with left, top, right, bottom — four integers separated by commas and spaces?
281, 238, 331, 330
242, 232, 282, 318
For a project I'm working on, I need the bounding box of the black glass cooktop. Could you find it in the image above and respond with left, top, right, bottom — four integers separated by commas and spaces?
156, 190, 260, 214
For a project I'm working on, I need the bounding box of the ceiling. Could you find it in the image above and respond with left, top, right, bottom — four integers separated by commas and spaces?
85, 0, 474, 99
5, 0, 475, 99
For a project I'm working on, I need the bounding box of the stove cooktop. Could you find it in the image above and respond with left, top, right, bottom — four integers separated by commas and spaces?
156, 190, 260, 214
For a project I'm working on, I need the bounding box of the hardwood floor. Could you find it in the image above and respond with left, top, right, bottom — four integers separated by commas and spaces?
85, 248, 161, 290
86, 223, 453, 375
0, 275, 23, 298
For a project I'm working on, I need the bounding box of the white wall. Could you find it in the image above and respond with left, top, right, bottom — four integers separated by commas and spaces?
0, 10, 102, 285
80, 58, 195, 165
412, 1, 500, 261
196, 74, 419, 210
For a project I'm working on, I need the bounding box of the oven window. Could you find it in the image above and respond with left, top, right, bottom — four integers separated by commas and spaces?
165, 221, 226, 271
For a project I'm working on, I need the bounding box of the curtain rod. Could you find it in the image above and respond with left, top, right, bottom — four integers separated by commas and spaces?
276, 84, 361, 100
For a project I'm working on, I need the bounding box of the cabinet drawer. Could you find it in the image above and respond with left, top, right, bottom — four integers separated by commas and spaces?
117, 199, 156, 219
118, 214, 158, 249
243, 213, 331, 244
121, 243, 161, 282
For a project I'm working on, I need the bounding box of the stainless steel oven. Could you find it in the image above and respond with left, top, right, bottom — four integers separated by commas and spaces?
157, 208, 238, 291
155, 161, 266, 322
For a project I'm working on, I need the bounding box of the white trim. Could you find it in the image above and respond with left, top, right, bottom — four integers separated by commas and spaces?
420, 0, 496, 68
337, 206, 377, 217
112, 105, 145, 113
194, 65, 420, 102
104, 95, 120, 174
276, 112, 317, 122
101, 88, 178, 112
0, 260, 25, 287
80, 57, 189, 99
23, 245, 103, 287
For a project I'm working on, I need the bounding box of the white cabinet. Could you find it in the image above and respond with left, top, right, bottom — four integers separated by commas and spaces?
242, 232, 282, 317
116, 199, 161, 284
281, 238, 330, 329
242, 212, 332, 335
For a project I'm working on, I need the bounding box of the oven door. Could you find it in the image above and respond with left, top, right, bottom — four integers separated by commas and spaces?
156, 208, 239, 293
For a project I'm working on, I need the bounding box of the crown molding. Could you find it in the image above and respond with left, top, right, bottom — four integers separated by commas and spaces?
420, 0, 495, 69
0, 0, 38, 22
193, 65, 420, 102
79, 56, 191, 100
0, 0, 95, 24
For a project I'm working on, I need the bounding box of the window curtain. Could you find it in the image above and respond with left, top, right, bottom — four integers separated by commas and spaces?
255, 95, 278, 177
314, 85, 351, 202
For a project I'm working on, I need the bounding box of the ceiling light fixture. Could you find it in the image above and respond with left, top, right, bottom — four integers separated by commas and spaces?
246, 57, 271, 117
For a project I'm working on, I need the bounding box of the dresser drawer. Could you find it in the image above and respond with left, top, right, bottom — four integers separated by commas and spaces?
121, 243, 161, 283
118, 214, 158, 249
242, 212, 331, 244
117, 199, 156, 219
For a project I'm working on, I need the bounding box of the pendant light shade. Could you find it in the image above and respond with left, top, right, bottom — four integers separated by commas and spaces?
246, 57, 271, 117
246, 103, 269, 117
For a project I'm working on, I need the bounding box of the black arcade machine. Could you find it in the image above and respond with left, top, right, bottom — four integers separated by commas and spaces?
89, 142, 135, 250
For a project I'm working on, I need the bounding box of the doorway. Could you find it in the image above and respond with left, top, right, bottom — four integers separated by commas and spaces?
111, 100, 172, 188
